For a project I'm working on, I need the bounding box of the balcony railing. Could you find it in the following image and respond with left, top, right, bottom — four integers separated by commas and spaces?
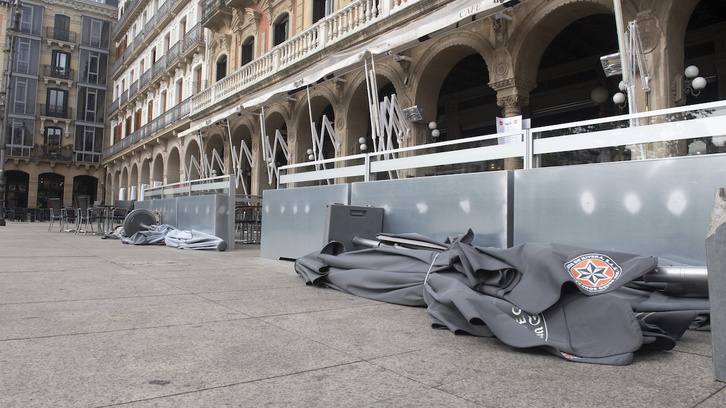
129, 79, 138, 97
201, 0, 228, 24
112, 0, 203, 77
113, 0, 141, 37
139, 68, 151, 90
42, 65, 75, 81
40, 104, 73, 120
182, 23, 203, 54
109, 98, 119, 114
112, 52, 124, 73
193, 0, 410, 113
32, 145, 73, 162
115, 25, 205, 113
103, 97, 192, 158
44, 27, 78, 44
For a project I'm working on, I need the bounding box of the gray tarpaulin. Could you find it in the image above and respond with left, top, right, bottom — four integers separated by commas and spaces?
122, 224, 227, 251
294, 230, 705, 365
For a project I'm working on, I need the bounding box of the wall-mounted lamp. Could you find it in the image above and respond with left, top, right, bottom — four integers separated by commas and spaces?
684, 65, 707, 97
612, 81, 628, 109
358, 137, 367, 151
429, 121, 440, 140
307, 148, 314, 161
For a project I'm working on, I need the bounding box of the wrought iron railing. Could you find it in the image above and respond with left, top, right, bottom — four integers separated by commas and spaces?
32, 145, 73, 162
44, 27, 78, 44
129, 79, 138, 97
109, 98, 119, 114
42, 65, 74, 81
103, 97, 192, 158
139, 68, 151, 90
40, 104, 73, 119
112, 0, 140, 37
201, 0, 227, 23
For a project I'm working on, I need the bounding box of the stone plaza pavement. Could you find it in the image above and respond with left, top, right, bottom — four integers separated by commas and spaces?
1, 221, 725, 407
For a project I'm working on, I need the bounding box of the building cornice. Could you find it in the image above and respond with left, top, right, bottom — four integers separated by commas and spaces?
41, 0, 118, 20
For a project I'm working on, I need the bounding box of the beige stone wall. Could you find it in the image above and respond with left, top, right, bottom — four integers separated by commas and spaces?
103, 0, 724, 197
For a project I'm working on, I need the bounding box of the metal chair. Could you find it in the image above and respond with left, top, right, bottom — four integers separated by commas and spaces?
48, 198, 63, 232
76, 195, 94, 235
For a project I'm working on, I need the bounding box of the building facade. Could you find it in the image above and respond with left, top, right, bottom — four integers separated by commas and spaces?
103, 0, 725, 199
106, 0, 205, 202
2, 0, 117, 212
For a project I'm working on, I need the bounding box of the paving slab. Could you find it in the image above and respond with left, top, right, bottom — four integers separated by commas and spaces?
0, 222, 724, 407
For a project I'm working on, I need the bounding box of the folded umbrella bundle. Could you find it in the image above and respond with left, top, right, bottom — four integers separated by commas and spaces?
294, 229, 704, 365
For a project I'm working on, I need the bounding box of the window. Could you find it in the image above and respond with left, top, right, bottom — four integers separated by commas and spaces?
8, 119, 33, 157
194, 66, 202, 94
13, 78, 28, 113
160, 91, 167, 113
81, 17, 110, 48
90, 19, 102, 47
74, 125, 103, 163
46, 88, 69, 118
77, 87, 106, 122
20, 4, 34, 33
16, 38, 31, 73
80, 50, 107, 85
45, 127, 63, 145
216, 55, 227, 81
176, 79, 183, 104
241, 37, 254, 67
274, 14, 289, 46
313, 0, 334, 23
54, 15, 70, 42
51, 50, 71, 78
85, 89, 97, 121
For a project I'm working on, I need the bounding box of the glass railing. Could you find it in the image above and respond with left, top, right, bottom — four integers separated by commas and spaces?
278, 100, 726, 186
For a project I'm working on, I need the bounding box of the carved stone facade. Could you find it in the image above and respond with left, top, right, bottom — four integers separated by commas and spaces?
103, 0, 723, 199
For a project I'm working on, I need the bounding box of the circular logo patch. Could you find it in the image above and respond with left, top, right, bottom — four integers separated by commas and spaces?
564, 254, 622, 293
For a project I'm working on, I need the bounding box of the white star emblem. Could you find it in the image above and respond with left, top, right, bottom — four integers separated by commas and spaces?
575, 261, 610, 285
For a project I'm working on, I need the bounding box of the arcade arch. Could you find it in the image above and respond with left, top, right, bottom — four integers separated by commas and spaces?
167, 147, 181, 184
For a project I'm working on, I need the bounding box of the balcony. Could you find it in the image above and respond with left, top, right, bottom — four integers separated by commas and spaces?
192, 0, 415, 114
40, 104, 73, 120
103, 97, 192, 159
44, 27, 78, 49
109, 98, 119, 115
32, 145, 73, 163
201, 0, 232, 31
113, 0, 142, 39
41, 65, 75, 86
115, 24, 205, 114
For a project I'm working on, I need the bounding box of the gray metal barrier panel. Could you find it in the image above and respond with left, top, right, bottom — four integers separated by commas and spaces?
350, 172, 513, 248
260, 184, 350, 259
136, 194, 234, 250
514, 154, 726, 265
135, 198, 178, 226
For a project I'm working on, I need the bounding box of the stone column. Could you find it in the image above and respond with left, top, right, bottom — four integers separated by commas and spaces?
491, 79, 535, 170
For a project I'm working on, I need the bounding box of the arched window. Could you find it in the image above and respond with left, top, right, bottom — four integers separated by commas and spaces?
216, 54, 227, 81
274, 14, 289, 46
241, 37, 254, 67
